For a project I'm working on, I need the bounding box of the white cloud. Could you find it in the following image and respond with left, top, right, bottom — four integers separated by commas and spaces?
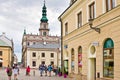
0, 0, 69, 62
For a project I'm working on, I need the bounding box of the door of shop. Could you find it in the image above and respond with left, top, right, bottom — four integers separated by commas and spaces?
88, 58, 96, 80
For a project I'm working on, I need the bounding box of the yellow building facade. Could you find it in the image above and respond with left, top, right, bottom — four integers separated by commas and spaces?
59, 0, 120, 80
0, 33, 13, 67
0, 47, 12, 67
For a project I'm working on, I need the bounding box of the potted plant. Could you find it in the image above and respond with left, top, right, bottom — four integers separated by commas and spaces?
64, 67, 67, 78
58, 67, 62, 76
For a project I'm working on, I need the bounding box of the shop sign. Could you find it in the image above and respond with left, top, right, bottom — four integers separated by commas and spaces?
92, 41, 99, 46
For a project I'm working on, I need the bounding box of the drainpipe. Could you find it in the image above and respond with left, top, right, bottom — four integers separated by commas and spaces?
59, 18, 64, 74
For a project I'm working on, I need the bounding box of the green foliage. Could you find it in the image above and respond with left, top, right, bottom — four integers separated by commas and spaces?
64, 67, 66, 74
58, 67, 61, 73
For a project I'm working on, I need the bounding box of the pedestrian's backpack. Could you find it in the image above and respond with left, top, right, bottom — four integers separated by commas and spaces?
7, 68, 12, 76
6, 68, 9, 73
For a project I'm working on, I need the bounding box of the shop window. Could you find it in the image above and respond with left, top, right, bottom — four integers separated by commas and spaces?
71, 48, 75, 72
78, 46, 82, 73
103, 38, 114, 78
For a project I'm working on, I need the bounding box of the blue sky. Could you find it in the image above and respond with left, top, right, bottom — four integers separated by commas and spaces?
0, 0, 69, 62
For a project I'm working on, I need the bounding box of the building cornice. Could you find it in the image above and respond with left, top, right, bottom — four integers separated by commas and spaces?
58, 0, 84, 20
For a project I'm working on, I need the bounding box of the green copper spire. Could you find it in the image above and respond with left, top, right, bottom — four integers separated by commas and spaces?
41, 0, 48, 22
24, 28, 26, 35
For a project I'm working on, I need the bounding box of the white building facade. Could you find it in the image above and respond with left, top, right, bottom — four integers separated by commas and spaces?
22, 2, 60, 68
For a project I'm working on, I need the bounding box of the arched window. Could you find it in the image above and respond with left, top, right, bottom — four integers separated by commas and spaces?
103, 38, 114, 78
71, 48, 75, 72
43, 32, 46, 36
78, 46, 82, 74
44, 24, 46, 29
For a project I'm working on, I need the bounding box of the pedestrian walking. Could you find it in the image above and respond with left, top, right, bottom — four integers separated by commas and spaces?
26, 66, 30, 76
39, 64, 44, 76
6, 65, 12, 80
47, 64, 53, 77
13, 65, 19, 80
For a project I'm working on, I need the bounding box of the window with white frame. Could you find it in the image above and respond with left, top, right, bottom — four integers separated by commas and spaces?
0, 51, 2, 56
32, 61, 36, 67
89, 2, 95, 19
51, 53, 54, 58
32, 52, 36, 57
51, 61, 54, 65
65, 22, 68, 35
41, 53, 45, 57
77, 12, 82, 28
41, 61, 45, 64
105, 0, 115, 12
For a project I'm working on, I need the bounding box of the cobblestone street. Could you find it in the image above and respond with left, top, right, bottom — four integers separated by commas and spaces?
0, 68, 75, 80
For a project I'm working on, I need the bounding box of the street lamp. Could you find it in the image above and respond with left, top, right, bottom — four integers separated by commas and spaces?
88, 18, 100, 33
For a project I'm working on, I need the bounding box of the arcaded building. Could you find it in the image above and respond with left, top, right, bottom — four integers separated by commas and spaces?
59, 0, 120, 80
